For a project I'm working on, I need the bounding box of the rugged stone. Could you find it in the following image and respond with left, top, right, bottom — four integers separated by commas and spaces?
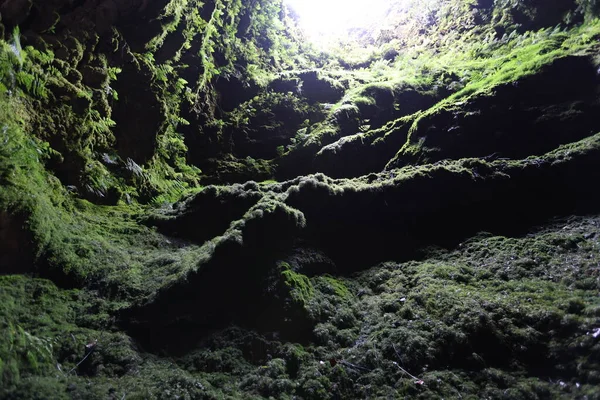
0, 0, 32, 27
393, 55, 600, 166
0, 211, 34, 274
298, 70, 345, 104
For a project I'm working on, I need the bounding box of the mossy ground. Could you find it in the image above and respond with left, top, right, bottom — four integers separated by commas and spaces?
4, 215, 599, 399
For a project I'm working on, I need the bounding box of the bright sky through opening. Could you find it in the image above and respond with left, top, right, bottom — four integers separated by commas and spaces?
284, 0, 390, 44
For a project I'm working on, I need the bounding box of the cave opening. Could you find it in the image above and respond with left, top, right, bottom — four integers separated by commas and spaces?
283, 0, 391, 46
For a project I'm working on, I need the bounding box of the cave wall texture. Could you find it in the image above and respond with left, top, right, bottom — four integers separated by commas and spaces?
1, 0, 600, 398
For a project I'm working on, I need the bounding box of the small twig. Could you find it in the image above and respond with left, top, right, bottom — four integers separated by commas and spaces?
67, 340, 98, 375
392, 361, 424, 384
339, 360, 371, 372
392, 343, 405, 368
67, 350, 93, 375
391, 343, 423, 384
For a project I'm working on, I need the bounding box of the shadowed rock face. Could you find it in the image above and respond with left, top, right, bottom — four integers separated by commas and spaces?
111, 62, 163, 164
126, 132, 600, 352
390, 56, 600, 167
511, 0, 579, 31
302, 55, 600, 180
0, 212, 33, 274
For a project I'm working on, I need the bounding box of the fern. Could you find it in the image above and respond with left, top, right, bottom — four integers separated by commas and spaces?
154, 64, 174, 83
83, 109, 117, 151
15, 71, 47, 98
25, 46, 54, 66
88, 116, 116, 136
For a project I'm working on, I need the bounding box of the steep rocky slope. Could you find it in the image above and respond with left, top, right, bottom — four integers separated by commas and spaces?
1, 0, 600, 398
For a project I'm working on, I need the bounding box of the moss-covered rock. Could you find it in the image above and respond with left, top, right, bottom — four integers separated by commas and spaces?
391, 55, 600, 167
2, 0, 600, 398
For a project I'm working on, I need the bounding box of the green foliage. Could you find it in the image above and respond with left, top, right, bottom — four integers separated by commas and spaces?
0, 275, 148, 397
1, 1, 600, 399
576, 0, 600, 19
0, 84, 203, 303
279, 262, 314, 306
15, 70, 47, 98
105, 66, 121, 81
228, 91, 318, 143
0, 29, 51, 100
0, 277, 72, 389
397, 19, 600, 153
297, 16, 600, 166
84, 110, 116, 141
318, 276, 352, 299
126, 51, 201, 202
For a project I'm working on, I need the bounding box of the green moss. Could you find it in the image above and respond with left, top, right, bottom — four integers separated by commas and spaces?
0, 275, 150, 396
282, 14, 600, 173
353, 95, 376, 108
319, 276, 352, 299
0, 79, 203, 301
0, 2, 599, 399
0, 277, 73, 389
279, 262, 315, 306
302, 124, 341, 149
397, 19, 600, 156
346, 215, 600, 396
